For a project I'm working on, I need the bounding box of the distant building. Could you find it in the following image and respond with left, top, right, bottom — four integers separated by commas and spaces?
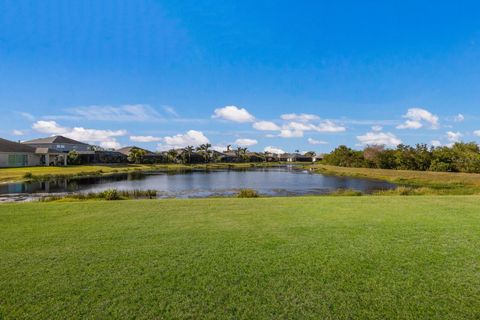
22, 135, 95, 166
278, 153, 315, 162
0, 138, 41, 167
117, 146, 164, 163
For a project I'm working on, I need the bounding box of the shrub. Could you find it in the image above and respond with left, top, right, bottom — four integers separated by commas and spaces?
237, 189, 260, 198
145, 189, 157, 199
100, 189, 122, 200
23, 172, 33, 179
330, 189, 363, 196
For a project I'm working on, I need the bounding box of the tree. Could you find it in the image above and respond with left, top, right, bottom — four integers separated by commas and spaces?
324, 145, 365, 167
182, 146, 194, 164
197, 143, 212, 163
166, 149, 179, 163
67, 150, 80, 165
128, 148, 147, 164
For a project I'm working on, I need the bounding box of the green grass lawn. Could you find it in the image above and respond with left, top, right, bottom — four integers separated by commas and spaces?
1, 196, 480, 319
308, 164, 480, 194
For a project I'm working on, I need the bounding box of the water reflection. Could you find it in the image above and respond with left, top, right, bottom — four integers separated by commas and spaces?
0, 167, 396, 198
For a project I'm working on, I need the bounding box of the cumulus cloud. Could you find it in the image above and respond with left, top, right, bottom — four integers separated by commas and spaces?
357, 131, 402, 147
431, 140, 442, 147
474, 130, 480, 137
158, 130, 209, 150
235, 138, 258, 147
264, 146, 285, 154
252, 121, 281, 131
32, 120, 126, 149
279, 129, 304, 138
130, 135, 162, 143
68, 104, 162, 122
12, 130, 24, 136
308, 138, 327, 145
371, 125, 383, 132
454, 114, 465, 122
446, 131, 462, 144
313, 120, 346, 133
280, 113, 320, 122
397, 108, 439, 129
277, 120, 345, 138
212, 106, 255, 123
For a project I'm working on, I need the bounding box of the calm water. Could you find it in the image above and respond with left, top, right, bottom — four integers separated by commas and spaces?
0, 167, 395, 199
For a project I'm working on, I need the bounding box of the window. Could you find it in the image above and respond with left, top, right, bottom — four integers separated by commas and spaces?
56, 145, 65, 149
8, 154, 28, 166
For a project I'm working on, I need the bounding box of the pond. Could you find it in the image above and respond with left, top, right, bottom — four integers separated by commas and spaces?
0, 166, 396, 200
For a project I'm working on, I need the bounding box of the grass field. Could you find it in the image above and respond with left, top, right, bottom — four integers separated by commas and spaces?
308, 164, 480, 194
1, 196, 480, 319
0, 162, 278, 184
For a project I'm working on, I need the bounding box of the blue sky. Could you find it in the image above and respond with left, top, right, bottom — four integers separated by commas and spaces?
1, 0, 480, 153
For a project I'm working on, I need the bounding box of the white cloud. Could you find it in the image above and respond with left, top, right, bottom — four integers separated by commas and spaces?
158, 130, 209, 150
397, 108, 439, 129
371, 125, 383, 132
474, 130, 480, 137
235, 138, 258, 147
264, 146, 285, 154
277, 120, 345, 138
397, 120, 423, 129
454, 114, 465, 122
12, 130, 24, 136
308, 138, 327, 145
212, 106, 255, 123
32, 120, 126, 149
33, 120, 69, 135
431, 140, 442, 147
284, 122, 312, 131
357, 131, 402, 147
279, 129, 304, 138
446, 131, 462, 143
162, 105, 178, 117
130, 135, 162, 143
280, 113, 320, 122
252, 121, 281, 131
313, 120, 346, 132
68, 104, 161, 121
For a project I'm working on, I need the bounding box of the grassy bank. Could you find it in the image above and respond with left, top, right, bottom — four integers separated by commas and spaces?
0, 162, 279, 184
308, 164, 480, 195
1, 196, 480, 319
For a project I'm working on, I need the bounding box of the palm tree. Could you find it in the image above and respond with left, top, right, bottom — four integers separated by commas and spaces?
197, 143, 212, 163
182, 146, 194, 164
167, 149, 178, 163
128, 147, 147, 164
235, 147, 249, 162
241, 147, 249, 162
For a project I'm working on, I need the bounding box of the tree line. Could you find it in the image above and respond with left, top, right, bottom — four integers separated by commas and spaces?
323, 142, 480, 173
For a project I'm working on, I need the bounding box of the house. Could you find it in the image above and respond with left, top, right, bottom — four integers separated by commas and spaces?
278, 153, 315, 162
22, 135, 95, 166
117, 146, 164, 163
0, 138, 41, 167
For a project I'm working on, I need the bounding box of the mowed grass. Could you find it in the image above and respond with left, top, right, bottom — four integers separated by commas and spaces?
1, 197, 480, 319
309, 164, 480, 194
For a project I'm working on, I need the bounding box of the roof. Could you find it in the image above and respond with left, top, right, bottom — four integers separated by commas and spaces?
116, 146, 156, 156
34, 147, 63, 154
0, 138, 36, 153
22, 135, 89, 145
